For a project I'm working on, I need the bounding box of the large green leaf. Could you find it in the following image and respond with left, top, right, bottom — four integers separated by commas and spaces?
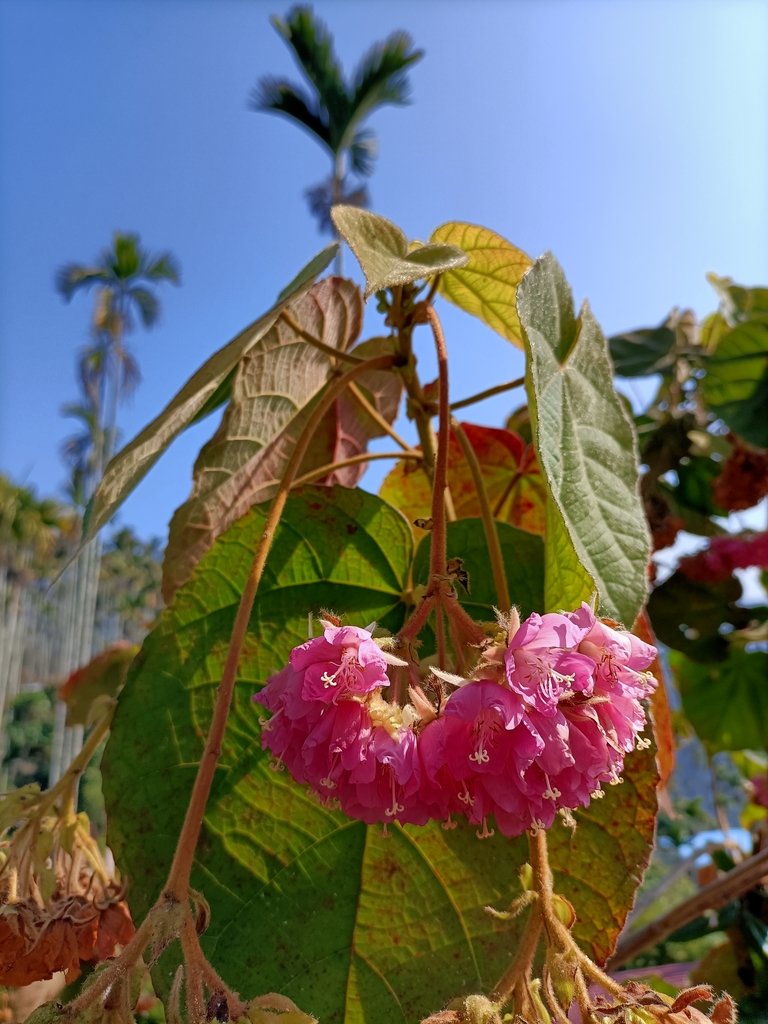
517, 254, 651, 625
429, 223, 532, 347
105, 486, 657, 1021
701, 320, 768, 448
331, 206, 468, 298
82, 244, 338, 541
162, 278, 402, 599
608, 323, 676, 378
647, 571, 755, 662
670, 648, 768, 751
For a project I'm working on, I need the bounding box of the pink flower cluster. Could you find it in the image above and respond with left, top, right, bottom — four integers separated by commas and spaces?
678, 531, 768, 584
255, 605, 657, 838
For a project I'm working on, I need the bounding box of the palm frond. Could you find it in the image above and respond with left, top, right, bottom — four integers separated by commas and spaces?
348, 31, 423, 131
145, 252, 181, 285
272, 6, 350, 145
250, 77, 332, 150
349, 129, 378, 177
109, 232, 142, 279
128, 286, 160, 328
304, 179, 335, 233
119, 350, 142, 397
55, 264, 111, 301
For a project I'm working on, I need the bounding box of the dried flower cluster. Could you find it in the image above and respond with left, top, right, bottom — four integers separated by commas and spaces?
256, 604, 657, 838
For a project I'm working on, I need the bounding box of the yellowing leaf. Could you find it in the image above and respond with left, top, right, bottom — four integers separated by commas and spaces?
431, 223, 532, 346
331, 206, 468, 298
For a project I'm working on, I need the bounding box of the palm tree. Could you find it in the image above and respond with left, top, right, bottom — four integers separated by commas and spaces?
51, 233, 179, 782
250, 5, 423, 240
56, 232, 180, 476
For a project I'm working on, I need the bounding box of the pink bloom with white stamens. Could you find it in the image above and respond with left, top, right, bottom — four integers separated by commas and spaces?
505, 607, 596, 714
256, 609, 659, 840
292, 623, 391, 703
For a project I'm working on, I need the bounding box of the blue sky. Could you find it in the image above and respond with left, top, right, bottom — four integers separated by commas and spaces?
1, 0, 766, 540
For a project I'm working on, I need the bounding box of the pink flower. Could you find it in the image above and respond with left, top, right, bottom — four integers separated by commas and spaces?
678, 532, 768, 584
255, 623, 389, 788
337, 721, 428, 825
291, 623, 390, 703
256, 609, 659, 840
579, 618, 656, 699
505, 606, 596, 713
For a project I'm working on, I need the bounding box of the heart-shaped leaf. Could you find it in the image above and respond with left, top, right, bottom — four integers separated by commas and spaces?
162, 278, 402, 600
380, 423, 546, 538
430, 223, 532, 346
701, 320, 768, 448
331, 206, 468, 298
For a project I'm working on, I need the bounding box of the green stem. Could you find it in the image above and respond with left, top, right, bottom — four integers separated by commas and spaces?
34, 702, 114, 818
163, 353, 395, 900
451, 418, 510, 611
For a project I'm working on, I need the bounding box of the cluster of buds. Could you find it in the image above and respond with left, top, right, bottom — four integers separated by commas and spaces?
255, 603, 658, 838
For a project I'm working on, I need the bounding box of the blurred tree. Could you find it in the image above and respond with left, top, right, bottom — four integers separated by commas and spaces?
51, 233, 179, 780
0, 476, 64, 781
57, 232, 181, 482
250, 5, 422, 240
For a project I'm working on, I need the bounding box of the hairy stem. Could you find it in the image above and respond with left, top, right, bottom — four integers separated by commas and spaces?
278, 310, 365, 364
434, 604, 447, 669
68, 912, 156, 1016
180, 914, 205, 1023
450, 376, 525, 412
347, 381, 419, 454
529, 829, 626, 1001
451, 418, 510, 611
491, 908, 543, 1006
163, 353, 395, 900
293, 450, 422, 488
426, 305, 450, 582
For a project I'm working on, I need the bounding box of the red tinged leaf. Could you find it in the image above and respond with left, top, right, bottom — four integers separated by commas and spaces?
380, 422, 546, 535
162, 279, 402, 600
635, 611, 675, 788
58, 642, 138, 726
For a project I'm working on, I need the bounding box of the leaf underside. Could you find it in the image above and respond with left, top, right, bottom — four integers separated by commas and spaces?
82, 244, 338, 543
162, 277, 401, 600
332, 205, 468, 298
518, 253, 651, 626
